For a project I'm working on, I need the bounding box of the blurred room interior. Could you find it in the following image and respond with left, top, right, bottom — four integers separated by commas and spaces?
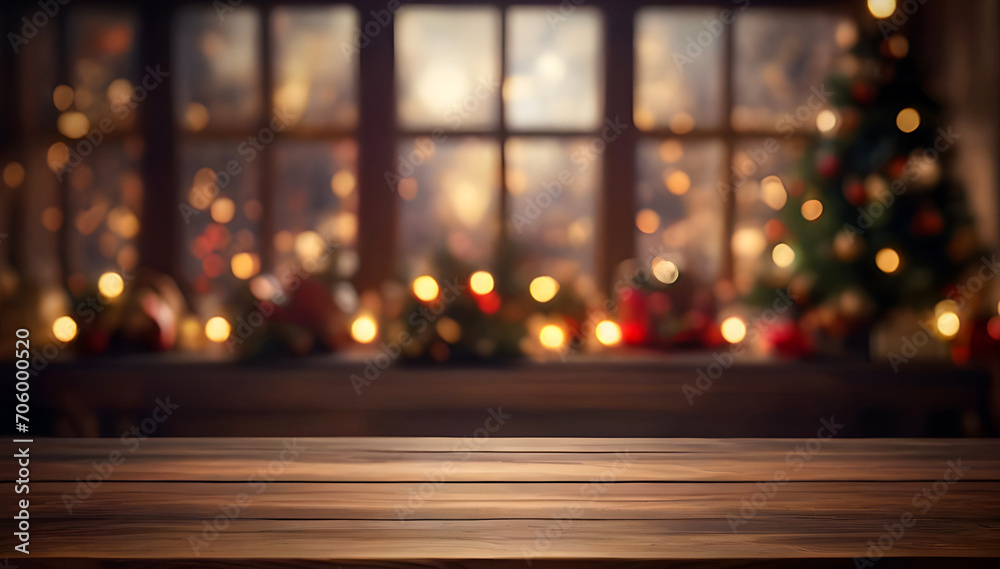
0, 0, 998, 440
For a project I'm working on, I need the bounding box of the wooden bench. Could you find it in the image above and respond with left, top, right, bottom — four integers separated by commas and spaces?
5, 437, 1000, 567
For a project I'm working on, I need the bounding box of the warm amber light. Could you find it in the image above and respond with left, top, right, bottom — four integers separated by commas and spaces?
635, 208, 661, 234
539, 324, 566, 350
801, 199, 824, 221
350, 315, 378, 344
57, 111, 90, 139
231, 252, 259, 280
3, 162, 25, 188
210, 197, 236, 224
53, 84, 74, 111
875, 248, 901, 273
936, 312, 960, 338
331, 170, 356, 198
52, 316, 78, 343
529, 276, 560, 303
772, 243, 795, 268
896, 108, 920, 133
436, 317, 462, 344
720, 316, 747, 344
761, 176, 787, 210
665, 170, 691, 195
469, 271, 494, 295
205, 317, 231, 343
595, 320, 622, 346
652, 258, 679, 284
412, 275, 440, 302
97, 272, 124, 299
816, 110, 837, 133
868, 0, 896, 19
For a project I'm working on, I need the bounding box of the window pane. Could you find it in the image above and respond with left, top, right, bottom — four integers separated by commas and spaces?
506, 7, 603, 131
506, 137, 599, 283
635, 139, 726, 287
397, 137, 501, 278
733, 12, 851, 132
68, 9, 138, 127
179, 142, 261, 299
272, 140, 358, 276
730, 138, 807, 293
272, 7, 359, 130
174, 7, 261, 132
66, 140, 144, 282
396, 7, 500, 131
634, 9, 725, 133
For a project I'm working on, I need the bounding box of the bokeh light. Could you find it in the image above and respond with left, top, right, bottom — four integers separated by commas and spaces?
896, 108, 920, 133
97, 272, 124, 299
936, 312, 960, 338
595, 320, 622, 346
801, 199, 824, 221
635, 208, 661, 234
205, 317, 231, 343
875, 248, 901, 273
412, 275, 440, 301
529, 276, 560, 303
52, 316, 78, 343
469, 271, 494, 295
351, 315, 378, 344
815, 110, 837, 133
772, 243, 795, 268
539, 324, 566, 350
868, 0, 895, 19
652, 258, 679, 284
720, 316, 747, 344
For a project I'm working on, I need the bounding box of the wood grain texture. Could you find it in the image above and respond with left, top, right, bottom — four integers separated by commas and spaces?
3, 437, 998, 561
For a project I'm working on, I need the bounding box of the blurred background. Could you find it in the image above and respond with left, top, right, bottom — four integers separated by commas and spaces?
0, 0, 998, 438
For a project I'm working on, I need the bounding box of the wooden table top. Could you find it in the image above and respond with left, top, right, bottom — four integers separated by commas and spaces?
4, 437, 1000, 564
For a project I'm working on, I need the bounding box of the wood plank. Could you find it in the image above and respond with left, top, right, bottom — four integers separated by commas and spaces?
17, 481, 1000, 521
12, 438, 1000, 482
13, 518, 1000, 559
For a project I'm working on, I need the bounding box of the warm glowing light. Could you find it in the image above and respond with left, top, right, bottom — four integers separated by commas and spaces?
57, 111, 90, 139
934, 299, 959, 317
350, 315, 378, 343
3, 162, 25, 188
231, 252, 259, 280
47, 142, 70, 172
896, 108, 920, 133
331, 170, 356, 198
816, 110, 838, 133
205, 317, 231, 343
801, 199, 824, 221
720, 316, 747, 344
665, 170, 691, 195
436, 317, 462, 344
761, 176, 787, 210
635, 208, 661, 234
53, 84, 74, 111
887, 34, 909, 58
107, 79, 132, 106
469, 271, 494, 295
539, 324, 566, 350
294, 231, 326, 261
97, 272, 124, 299
210, 197, 236, 224
529, 276, 559, 303
875, 248, 901, 273
868, 0, 896, 19
52, 316, 78, 343
936, 312, 960, 338
41, 207, 63, 232
595, 320, 622, 346
669, 112, 695, 134
412, 275, 440, 301
658, 140, 683, 163
398, 177, 418, 201
652, 258, 679, 284
772, 243, 795, 268
185, 102, 210, 132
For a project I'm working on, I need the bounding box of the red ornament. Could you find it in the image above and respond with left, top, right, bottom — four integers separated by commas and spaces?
764, 219, 785, 242
618, 287, 649, 345
476, 291, 501, 315
851, 81, 877, 104
910, 206, 944, 236
817, 155, 840, 178
844, 182, 867, 207
764, 320, 812, 359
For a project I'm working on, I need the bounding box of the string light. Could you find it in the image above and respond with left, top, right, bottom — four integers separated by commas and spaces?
205, 317, 231, 343
412, 275, 440, 301
816, 110, 838, 133
936, 312, 960, 338
875, 248, 901, 273
772, 243, 795, 268
652, 258, 679, 284
529, 276, 559, 303
720, 317, 747, 344
801, 199, 824, 221
469, 271, 494, 295
867, 0, 896, 19
97, 272, 124, 299
595, 321, 622, 346
539, 325, 565, 350
635, 209, 661, 234
350, 315, 378, 344
52, 316, 78, 343
896, 108, 920, 133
